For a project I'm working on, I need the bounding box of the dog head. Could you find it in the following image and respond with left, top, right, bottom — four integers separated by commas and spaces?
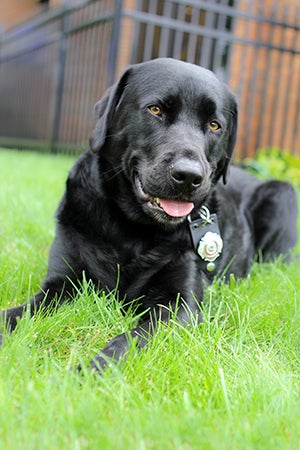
90, 58, 238, 226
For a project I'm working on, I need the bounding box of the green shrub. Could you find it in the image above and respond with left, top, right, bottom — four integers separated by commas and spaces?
243, 148, 300, 185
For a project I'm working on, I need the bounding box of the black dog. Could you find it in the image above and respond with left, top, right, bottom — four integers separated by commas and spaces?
1, 58, 298, 370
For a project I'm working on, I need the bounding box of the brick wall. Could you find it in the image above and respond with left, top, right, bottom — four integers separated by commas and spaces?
0, 0, 37, 30
0, 0, 69, 31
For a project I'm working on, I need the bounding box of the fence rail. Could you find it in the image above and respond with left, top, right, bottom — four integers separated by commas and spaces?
0, 0, 299, 157
0, 0, 119, 153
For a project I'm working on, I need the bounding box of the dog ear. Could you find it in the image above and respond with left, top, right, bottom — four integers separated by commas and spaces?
222, 95, 238, 184
89, 69, 131, 153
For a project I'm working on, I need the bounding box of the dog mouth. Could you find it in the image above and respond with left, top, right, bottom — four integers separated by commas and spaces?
134, 174, 194, 218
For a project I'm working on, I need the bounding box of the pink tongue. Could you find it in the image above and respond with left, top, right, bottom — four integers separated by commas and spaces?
159, 199, 194, 217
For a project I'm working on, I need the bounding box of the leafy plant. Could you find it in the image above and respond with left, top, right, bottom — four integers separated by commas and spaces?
243, 147, 300, 185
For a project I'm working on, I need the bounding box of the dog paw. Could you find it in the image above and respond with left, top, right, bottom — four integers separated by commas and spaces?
75, 355, 106, 375
89, 354, 107, 372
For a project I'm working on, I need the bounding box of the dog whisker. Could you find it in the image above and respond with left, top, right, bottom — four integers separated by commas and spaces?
101, 165, 123, 181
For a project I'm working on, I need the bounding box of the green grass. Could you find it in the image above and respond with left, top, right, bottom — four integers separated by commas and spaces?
0, 149, 300, 450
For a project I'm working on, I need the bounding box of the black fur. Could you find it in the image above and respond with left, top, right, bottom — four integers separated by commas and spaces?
1, 59, 298, 370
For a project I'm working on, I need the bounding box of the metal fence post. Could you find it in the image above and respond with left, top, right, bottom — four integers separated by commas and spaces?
51, 5, 69, 153
107, 0, 123, 87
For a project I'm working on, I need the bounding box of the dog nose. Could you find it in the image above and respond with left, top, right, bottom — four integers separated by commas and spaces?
170, 159, 203, 190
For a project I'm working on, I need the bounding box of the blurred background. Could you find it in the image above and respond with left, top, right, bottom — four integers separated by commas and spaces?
0, 0, 299, 159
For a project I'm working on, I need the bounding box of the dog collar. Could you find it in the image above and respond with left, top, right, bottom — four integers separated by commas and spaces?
188, 206, 223, 273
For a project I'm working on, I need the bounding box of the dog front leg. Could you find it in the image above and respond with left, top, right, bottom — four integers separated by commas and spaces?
85, 295, 202, 373
0, 279, 76, 344
86, 320, 152, 372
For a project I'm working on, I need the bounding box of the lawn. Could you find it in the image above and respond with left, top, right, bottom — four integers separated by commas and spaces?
0, 149, 299, 450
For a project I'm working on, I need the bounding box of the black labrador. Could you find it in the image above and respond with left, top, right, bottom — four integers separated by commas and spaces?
1, 58, 298, 371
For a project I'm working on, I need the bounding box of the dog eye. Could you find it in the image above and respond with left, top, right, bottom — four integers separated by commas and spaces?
209, 121, 221, 131
148, 105, 162, 116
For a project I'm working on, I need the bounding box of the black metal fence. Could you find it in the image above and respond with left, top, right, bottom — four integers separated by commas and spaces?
0, 0, 299, 157
0, 0, 119, 153
129, 0, 234, 80
127, 0, 300, 157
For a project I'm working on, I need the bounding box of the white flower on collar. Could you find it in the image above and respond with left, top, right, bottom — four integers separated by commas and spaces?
197, 232, 223, 262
